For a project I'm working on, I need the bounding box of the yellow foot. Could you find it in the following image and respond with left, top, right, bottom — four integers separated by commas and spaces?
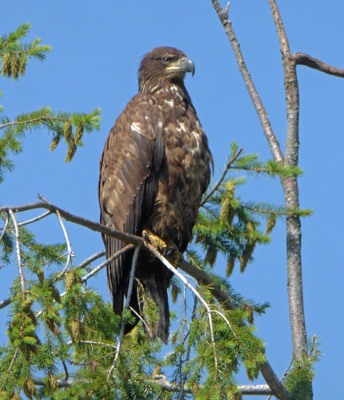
142, 229, 183, 267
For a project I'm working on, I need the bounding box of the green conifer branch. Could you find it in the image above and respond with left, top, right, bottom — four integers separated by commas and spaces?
0, 23, 51, 80
0, 107, 101, 178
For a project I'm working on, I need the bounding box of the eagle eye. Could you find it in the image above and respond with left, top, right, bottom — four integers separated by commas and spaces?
163, 56, 175, 64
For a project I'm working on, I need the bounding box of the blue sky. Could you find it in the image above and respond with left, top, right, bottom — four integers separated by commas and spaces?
1, 1, 344, 398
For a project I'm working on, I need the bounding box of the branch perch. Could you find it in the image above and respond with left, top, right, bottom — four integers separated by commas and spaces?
1, 198, 289, 398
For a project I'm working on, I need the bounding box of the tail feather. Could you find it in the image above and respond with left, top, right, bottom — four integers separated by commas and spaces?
137, 259, 172, 343
111, 257, 172, 343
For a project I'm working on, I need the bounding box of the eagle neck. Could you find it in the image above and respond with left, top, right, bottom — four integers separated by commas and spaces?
139, 79, 189, 100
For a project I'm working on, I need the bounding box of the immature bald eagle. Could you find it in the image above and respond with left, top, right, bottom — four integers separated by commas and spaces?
99, 47, 212, 342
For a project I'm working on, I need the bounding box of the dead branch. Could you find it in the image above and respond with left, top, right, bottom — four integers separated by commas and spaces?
0, 298, 11, 309
17, 211, 52, 227
210, 0, 284, 163
291, 52, 344, 77
8, 209, 25, 297
0, 198, 143, 246
0, 214, 9, 242
55, 209, 74, 279
32, 372, 272, 395
81, 245, 133, 283
76, 250, 105, 270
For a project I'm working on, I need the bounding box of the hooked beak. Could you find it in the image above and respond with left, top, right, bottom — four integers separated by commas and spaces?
166, 56, 195, 77
178, 56, 195, 76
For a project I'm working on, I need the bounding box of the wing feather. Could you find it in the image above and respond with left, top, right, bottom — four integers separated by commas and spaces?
98, 94, 164, 312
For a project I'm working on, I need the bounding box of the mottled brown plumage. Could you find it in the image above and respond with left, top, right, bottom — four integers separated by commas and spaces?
99, 47, 212, 342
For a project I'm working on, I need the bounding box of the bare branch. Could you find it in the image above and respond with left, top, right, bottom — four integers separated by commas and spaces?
0, 298, 11, 309
17, 211, 52, 227
8, 209, 25, 296
76, 250, 105, 270
81, 245, 133, 283
0, 213, 9, 242
1, 349, 19, 391
0, 199, 143, 246
31, 372, 272, 395
55, 209, 74, 279
292, 52, 344, 77
32, 377, 74, 388
211, 0, 284, 163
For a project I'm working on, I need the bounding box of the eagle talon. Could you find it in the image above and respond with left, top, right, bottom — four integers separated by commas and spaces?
161, 247, 173, 257
142, 230, 182, 267
162, 245, 183, 268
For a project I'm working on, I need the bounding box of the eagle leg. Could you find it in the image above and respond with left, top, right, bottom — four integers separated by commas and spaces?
142, 229, 183, 267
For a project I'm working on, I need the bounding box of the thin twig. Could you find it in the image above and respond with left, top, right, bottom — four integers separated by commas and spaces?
108, 243, 142, 379
76, 250, 105, 270
55, 210, 74, 279
75, 340, 117, 349
129, 305, 151, 335
0, 348, 19, 391
17, 211, 52, 227
0, 213, 9, 242
81, 245, 133, 283
8, 209, 25, 296
201, 148, 243, 206
62, 360, 69, 381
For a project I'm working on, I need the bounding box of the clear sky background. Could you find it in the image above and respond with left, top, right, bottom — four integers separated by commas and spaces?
1, 1, 344, 398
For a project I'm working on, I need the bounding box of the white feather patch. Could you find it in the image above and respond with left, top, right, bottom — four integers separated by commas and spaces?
164, 99, 174, 108
131, 122, 142, 134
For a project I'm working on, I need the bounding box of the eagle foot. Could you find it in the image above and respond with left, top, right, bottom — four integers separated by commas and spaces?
142, 229, 183, 267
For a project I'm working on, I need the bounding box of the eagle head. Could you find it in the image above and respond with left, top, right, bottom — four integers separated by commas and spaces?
138, 47, 195, 94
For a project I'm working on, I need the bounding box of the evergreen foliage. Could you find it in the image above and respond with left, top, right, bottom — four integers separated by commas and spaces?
0, 25, 319, 400
283, 336, 321, 400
